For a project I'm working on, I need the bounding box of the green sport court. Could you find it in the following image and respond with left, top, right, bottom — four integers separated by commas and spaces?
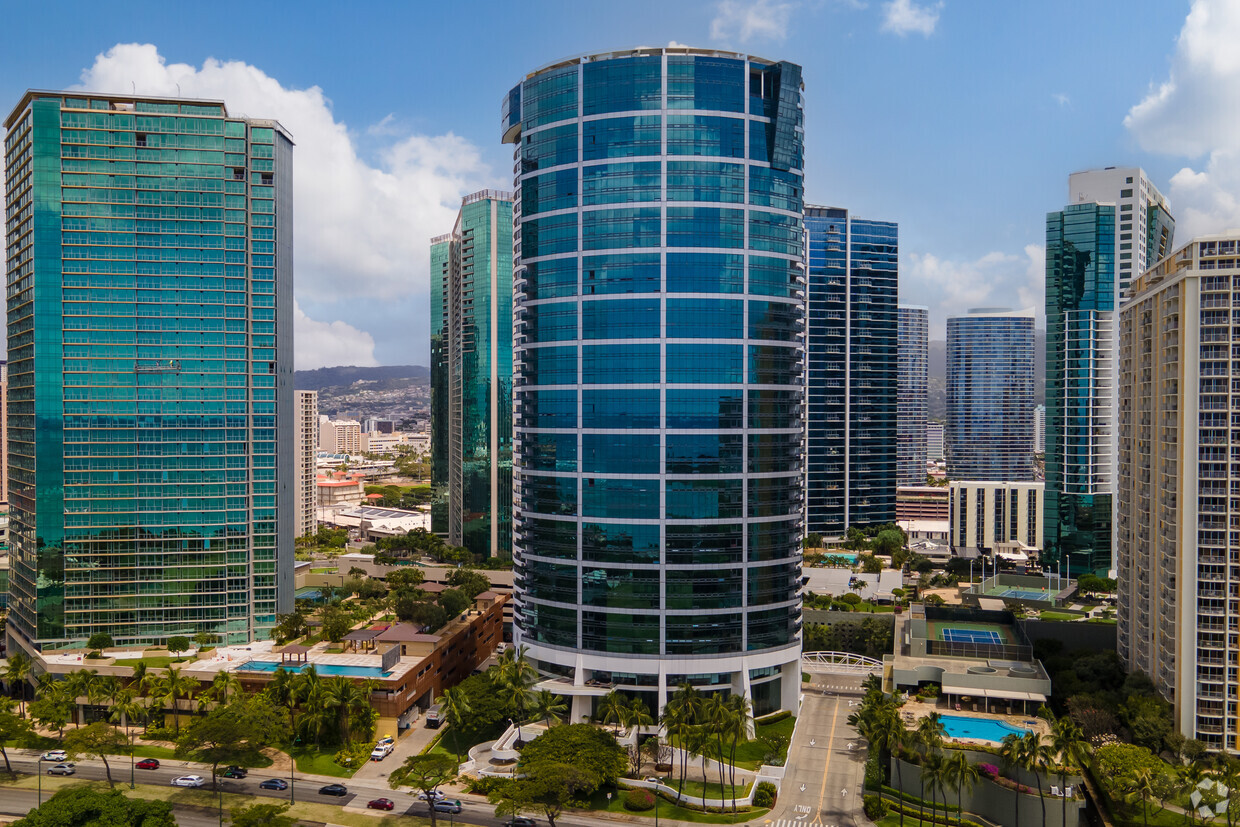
927, 620, 1018, 645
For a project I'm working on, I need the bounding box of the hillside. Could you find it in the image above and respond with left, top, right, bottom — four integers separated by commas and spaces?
294, 365, 429, 392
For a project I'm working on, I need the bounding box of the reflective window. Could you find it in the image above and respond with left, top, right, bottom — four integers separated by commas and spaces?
666, 253, 744, 293
520, 432, 578, 472
666, 614, 742, 655
749, 210, 801, 255
666, 524, 744, 564
523, 602, 578, 648
523, 66, 578, 128
581, 566, 661, 609
582, 344, 659, 383
522, 124, 578, 172
667, 115, 745, 157
748, 606, 797, 650
524, 560, 579, 603
582, 207, 662, 250
666, 479, 743, 519
749, 256, 799, 298
525, 302, 578, 341
522, 213, 578, 257
582, 478, 660, 519
583, 56, 663, 115
749, 476, 801, 517
667, 344, 743, 383
582, 388, 660, 428
525, 258, 577, 299
748, 344, 800, 384
524, 518, 579, 559
666, 569, 743, 610
582, 522, 661, 564
667, 57, 746, 112
518, 389, 577, 428
748, 389, 801, 428
666, 433, 743, 473
748, 300, 801, 342
583, 116, 661, 160
584, 253, 662, 295
582, 162, 661, 205
582, 611, 659, 655
523, 346, 577, 385
749, 166, 801, 212
582, 298, 661, 339
667, 298, 743, 338
667, 389, 744, 428
748, 519, 800, 561
748, 432, 800, 472
519, 473, 577, 515
667, 161, 744, 203
522, 169, 578, 215
582, 433, 661, 474
667, 207, 744, 248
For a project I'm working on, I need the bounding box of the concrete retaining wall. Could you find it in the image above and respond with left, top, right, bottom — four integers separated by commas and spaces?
1019, 618, 1117, 653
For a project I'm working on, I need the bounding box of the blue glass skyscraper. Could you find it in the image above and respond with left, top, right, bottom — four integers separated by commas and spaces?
3, 92, 294, 652
897, 305, 928, 487
945, 308, 1035, 481
504, 47, 805, 717
804, 208, 898, 537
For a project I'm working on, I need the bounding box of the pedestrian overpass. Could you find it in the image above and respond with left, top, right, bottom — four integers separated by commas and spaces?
801, 651, 883, 676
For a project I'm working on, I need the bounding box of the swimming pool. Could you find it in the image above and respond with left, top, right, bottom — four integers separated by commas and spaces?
236, 661, 392, 678
939, 714, 1030, 743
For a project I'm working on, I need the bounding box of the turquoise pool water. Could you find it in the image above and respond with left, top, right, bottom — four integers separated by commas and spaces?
237, 661, 392, 678
939, 714, 1030, 743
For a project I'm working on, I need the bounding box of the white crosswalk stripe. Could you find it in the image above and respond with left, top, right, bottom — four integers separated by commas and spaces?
768, 820, 840, 827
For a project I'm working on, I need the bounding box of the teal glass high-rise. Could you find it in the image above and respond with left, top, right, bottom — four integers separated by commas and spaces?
1044, 203, 1115, 576
3, 92, 294, 652
504, 48, 805, 717
430, 191, 514, 558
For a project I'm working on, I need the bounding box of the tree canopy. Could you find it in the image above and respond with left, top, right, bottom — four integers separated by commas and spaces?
390, 753, 458, 827
64, 722, 129, 787
518, 723, 626, 789
229, 803, 297, 827
176, 694, 291, 788
14, 787, 175, 827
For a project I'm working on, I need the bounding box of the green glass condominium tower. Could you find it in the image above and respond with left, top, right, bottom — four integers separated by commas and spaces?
504, 47, 805, 718
1045, 168, 1174, 575
429, 191, 513, 557
3, 92, 294, 652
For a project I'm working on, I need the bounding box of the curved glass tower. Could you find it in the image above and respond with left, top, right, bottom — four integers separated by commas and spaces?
503, 47, 805, 718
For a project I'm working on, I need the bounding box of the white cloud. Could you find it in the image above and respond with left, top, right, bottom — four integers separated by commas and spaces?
294, 301, 379, 370
709, 0, 795, 44
902, 245, 1043, 337
73, 44, 498, 367
1125, 0, 1240, 239
1053, 92, 1070, 107
880, 0, 943, 37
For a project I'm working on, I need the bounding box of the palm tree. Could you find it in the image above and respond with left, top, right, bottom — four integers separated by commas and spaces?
296, 682, 337, 749
128, 662, 149, 697
627, 697, 655, 734
4, 653, 32, 718
152, 668, 197, 736
724, 694, 751, 812
1021, 730, 1052, 827
665, 683, 702, 793
703, 693, 730, 802
64, 669, 101, 728
265, 667, 298, 733
999, 732, 1026, 827
1123, 766, 1159, 827
850, 697, 908, 827
943, 749, 979, 827
435, 685, 472, 766
914, 712, 945, 824
108, 688, 147, 736
527, 690, 567, 728
597, 691, 627, 736
660, 700, 692, 795
922, 750, 949, 825
209, 671, 241, 705
1049, 717, 1090, 827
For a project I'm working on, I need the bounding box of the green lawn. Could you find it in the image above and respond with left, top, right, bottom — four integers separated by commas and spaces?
289, 747, 357, 778
585, 788, 767, 823
125, 656, 194, 669
1037, 611, 1083, 622
730, 715, 796, 769
311, 567, 338, 574
663, 778, 751, 800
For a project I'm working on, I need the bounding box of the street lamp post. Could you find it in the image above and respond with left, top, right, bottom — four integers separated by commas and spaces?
290, 757, 295, 803
37, 756, 42, 806
130, 729, 135, 790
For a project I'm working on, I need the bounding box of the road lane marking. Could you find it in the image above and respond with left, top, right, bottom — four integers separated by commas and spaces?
814, 695, 842, 823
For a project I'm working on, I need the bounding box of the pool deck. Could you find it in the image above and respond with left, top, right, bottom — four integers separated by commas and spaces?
899, 697, 1051, 745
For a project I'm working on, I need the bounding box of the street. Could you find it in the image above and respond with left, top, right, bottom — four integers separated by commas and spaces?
763, 678, 868, 827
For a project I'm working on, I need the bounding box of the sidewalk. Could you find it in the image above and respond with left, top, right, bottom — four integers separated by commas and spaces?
351, 721, 442, 784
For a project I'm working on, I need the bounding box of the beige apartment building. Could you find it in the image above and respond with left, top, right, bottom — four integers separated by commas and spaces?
948, 480, 1044, 558
294, 391, 319, 540
1118, 233, 1240, 751
320, 418, 362, 454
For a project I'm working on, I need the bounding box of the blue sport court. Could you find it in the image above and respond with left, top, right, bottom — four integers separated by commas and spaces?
942, 628, 1003, 645
994, 587, 1055, 601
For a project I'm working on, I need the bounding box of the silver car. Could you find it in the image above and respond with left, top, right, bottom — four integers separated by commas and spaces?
47, 763, 75, 776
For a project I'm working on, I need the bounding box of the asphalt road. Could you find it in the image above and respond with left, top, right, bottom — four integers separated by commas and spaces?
764, 679, 868, 827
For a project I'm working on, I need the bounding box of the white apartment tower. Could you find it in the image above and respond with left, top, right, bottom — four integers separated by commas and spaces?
294, 391, 319, 540
1118, 234, 1240, 750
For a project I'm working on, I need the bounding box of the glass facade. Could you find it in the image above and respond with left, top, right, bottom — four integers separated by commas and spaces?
430, 192, 514, 557
505, 49, 804, 715
804, 208, 898, 537
3, 92, 294, 650
945, 308, 1035, 482
1044, 203, 1115, 575
897, 305, 928, 487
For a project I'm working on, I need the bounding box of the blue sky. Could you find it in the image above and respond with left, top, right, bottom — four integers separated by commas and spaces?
5, 0, 1235, 368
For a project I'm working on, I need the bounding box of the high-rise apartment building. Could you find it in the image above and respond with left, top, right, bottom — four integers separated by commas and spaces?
0, 361, 8, 504
429, 190, 513, 558
294, 391, 319, 540
1068, 167, 1174, 297
898, 305, 928, 487
504, 47, 805, 717
319, 419, 361, 454
946, 308, 1036, 481
1117, 234, 1239, 750
3, 92, 293, 651
804, 207, 898, 536
1033, 405, 1045, 454
948, 480, 1043, 556
926, 422, 945, 461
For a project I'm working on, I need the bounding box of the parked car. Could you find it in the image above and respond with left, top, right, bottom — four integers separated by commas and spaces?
47, 764, 75, 776
367, 798, 395, 811
417, 789, 447, 801
434, 800, 463, 814
376, 736, 395, 747
221, 766, 248, 778
259, 778, 289, 791
504, 819, 536, 827
136, 759, 161, 770
319, 784, 348, 797
370, 743, 394, 761
41, 751, 67, 762
171, 775, 206, 788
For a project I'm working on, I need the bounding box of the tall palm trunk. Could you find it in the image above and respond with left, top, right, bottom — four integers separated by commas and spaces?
957, 780, 963, 827
1034, 768, 1046, 827
894, 755, 905, 827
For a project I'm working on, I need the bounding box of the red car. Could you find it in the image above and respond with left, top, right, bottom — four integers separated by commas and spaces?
136, 759, 160, 770
367, 799, 395, 811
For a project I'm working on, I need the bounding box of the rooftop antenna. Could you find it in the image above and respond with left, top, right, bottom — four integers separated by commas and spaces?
131, 81, 135, 95
176, 83, 181, 97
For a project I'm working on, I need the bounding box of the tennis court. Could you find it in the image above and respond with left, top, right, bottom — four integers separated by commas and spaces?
993, 587, 1057, 601
942, 628, 1003, 645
